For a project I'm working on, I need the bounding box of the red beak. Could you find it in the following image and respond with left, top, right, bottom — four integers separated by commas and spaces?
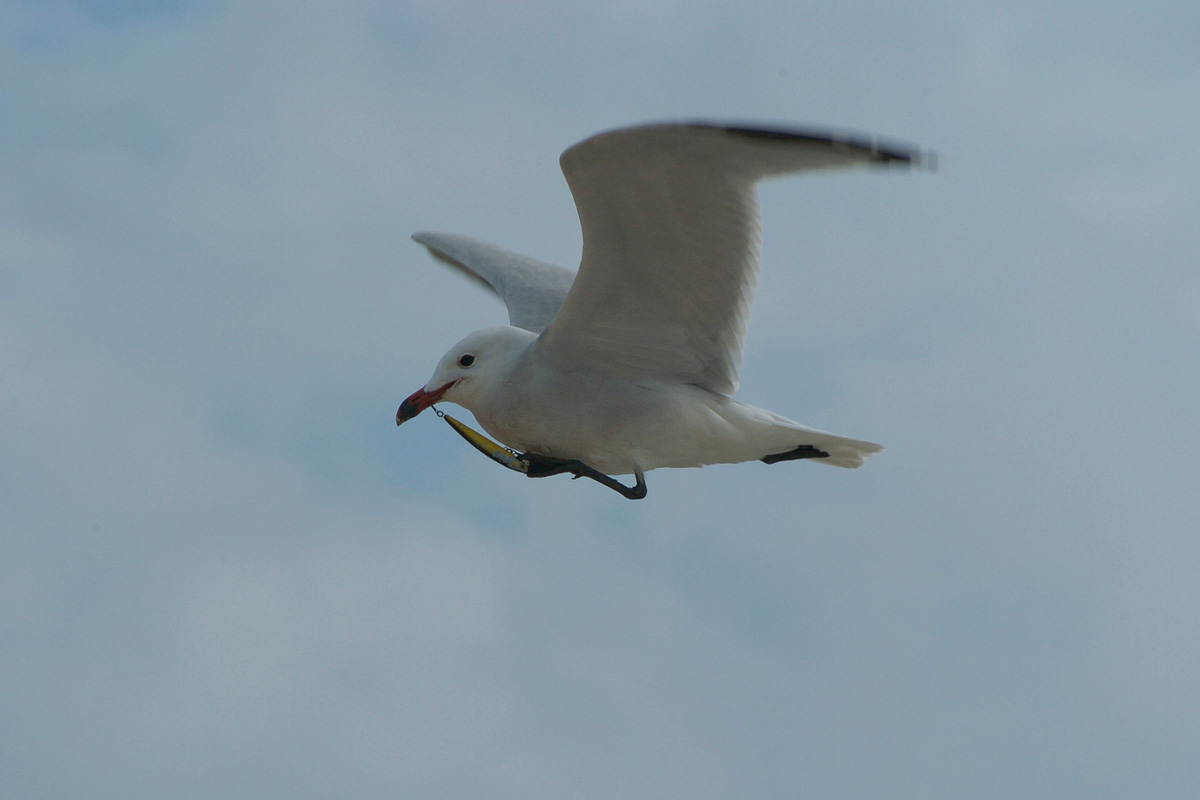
396, 382, 453, 426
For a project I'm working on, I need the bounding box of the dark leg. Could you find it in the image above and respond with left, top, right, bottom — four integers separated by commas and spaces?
521, 453, 648, 500
574, 465, 647, 500
520, 453, 584, 478
760, 444, 830, 465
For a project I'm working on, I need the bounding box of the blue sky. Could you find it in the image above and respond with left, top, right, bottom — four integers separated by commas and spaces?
3, 1, 1199, 797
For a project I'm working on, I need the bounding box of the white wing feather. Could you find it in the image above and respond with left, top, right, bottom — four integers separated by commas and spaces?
539, 123, 922, 394
412, 232, 575, 333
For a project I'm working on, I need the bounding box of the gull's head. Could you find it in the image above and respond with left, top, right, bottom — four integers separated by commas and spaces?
396, 325, 534, 426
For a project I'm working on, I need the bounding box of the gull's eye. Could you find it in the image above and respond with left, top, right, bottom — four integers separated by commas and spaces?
458, 353, 476, 368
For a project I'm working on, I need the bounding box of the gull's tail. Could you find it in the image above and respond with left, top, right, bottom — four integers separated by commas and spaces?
729, 401, 883, 469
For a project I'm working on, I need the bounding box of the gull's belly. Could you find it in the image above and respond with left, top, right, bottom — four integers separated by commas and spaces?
472, 380, 746, 476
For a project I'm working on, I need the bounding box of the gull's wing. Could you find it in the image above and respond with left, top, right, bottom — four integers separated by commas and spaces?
539, 123, 924, 394
412, 232, 576, 333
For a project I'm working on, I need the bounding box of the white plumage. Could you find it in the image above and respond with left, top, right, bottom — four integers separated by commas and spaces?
398, 122, 925, 493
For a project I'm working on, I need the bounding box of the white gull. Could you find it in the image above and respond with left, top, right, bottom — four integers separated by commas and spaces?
397, 122, 925, 498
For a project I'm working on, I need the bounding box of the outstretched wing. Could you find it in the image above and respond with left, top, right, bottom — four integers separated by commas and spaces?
412, 232, 576, 333
538, 123, 924, 394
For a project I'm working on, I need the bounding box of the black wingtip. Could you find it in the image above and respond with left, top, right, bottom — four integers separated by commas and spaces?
717, 123, 928, 167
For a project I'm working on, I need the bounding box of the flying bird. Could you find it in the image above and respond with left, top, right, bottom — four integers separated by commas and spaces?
397, 122, 925, 498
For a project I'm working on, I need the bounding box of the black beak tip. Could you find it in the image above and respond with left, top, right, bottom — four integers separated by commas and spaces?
396, 400, 417, 426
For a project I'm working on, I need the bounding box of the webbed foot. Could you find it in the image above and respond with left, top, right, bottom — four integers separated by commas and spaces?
760, 444, 831, 465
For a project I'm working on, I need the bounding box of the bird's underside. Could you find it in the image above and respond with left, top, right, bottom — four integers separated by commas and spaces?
440, 409, 833, 500
521, 443, 833, 500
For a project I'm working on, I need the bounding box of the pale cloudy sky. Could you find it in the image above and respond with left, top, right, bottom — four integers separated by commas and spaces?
3, 1, 1199, 797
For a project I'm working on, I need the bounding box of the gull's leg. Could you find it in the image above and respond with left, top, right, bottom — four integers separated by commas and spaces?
521, 453, 648, 500
521, 453, 586, 478
760, 444, 831, 465
571, 464, 647, 500
574, 465, 646, 500
627, 468, 648, 500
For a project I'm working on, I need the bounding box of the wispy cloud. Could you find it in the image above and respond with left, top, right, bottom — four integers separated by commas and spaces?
3, 1, 1199, 798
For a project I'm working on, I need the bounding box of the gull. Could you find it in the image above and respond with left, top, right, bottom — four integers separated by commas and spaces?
397, 121, 925, 498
